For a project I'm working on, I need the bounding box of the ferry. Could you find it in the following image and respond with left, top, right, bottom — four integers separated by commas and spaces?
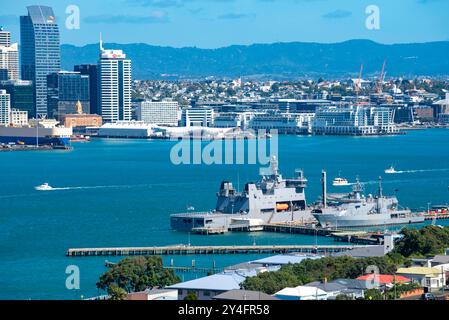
332, 177, 350, 187
385, 166, 398, 174
35, 183, 54, 191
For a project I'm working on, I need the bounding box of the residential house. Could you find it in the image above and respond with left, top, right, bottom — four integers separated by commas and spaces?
396, 267, 445, 291
274, 286, 328, 300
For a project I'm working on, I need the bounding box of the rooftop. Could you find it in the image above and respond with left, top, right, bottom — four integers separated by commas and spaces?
356, 274, 411, 284
213, 290, 279, 301
396, 267, 442, 276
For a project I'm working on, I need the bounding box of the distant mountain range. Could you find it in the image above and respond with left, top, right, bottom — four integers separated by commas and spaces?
61, 40, 449, 80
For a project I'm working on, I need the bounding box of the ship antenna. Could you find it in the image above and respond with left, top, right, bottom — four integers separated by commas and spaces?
378, 176, 383, 198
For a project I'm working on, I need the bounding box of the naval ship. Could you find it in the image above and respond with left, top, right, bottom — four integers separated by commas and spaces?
170, 157, 315, 233
312, 177, 425, 229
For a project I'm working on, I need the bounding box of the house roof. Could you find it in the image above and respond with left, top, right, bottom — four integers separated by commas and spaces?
167, 271, 251, 291
397, 267, 442, 276
304, 282, 347, 293
213, 290, 279, 301
356, 274, 411, 284
333, 245, 386, 258
251, 254, 322, 266
332, 279, 370, 290
432, 255, 449, 265
275, 286, 327, 298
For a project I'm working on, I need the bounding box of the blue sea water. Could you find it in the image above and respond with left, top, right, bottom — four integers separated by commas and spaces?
1, 129, 449, 300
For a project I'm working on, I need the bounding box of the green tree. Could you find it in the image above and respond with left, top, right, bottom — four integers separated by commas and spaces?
109, 285, 128, 301
97, 256, 180, 294
184, 293, 198, 301
394, 226, 449, 257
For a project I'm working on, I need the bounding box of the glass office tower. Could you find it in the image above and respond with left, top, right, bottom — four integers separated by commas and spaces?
20, 5, 61, 118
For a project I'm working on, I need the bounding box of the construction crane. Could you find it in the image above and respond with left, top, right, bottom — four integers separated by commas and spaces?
355, 64, 364, 104
377, 60, 387, 94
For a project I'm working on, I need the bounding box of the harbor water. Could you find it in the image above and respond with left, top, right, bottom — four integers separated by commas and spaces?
1, 129, 449, 299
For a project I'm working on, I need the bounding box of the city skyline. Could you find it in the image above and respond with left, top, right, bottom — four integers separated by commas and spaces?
0, 0, 448, 48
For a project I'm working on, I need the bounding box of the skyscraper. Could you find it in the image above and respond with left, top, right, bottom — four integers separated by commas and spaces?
0, 80, 34, 118
20, 5, 61, 118
98, 37, 132, 123
74, 64, 99, 115
0, 27, 11, 46
0, 89, 11, 125
47, 71, 90, 121
0, 27, 19, 81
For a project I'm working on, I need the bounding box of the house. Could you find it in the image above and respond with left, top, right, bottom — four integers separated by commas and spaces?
251, 254, 322, 267
274, 286, 328, 300
396, 267, 445, 290
428, 254, 449, 268
213, 290, 279, 301
304, 281, 347, 299
331, 279, 370, 299
127, 289, 178, 301
166, 270, 256, 300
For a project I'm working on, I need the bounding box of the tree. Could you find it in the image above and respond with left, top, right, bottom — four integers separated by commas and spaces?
109, 285, 128, 301
97, 256, 180, 294
184, 293, 198, 301
394, 226, 449, 257
335, 294, 353, 300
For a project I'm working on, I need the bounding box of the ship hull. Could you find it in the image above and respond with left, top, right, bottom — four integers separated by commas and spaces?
313, 213, 425, 229
0, 136, 70, 146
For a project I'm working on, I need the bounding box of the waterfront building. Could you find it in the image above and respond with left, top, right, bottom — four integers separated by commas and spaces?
439, 114, 449, 125
127, 289, 178, 301
434, 93, 449, 120
213, 112, 254, 129
249, 112, 315, 134
74, 64, 99, 115
181, 107, 214, 127
62, 101, 102, 130
98, 38, 132, 123
47, 71, 90, 120
136, 100, 179, 126
313, 105, 399, 136
98, 121, 160, 138
0, 80, 34, 118
413, 106, 434, 122
0, 89, 11, 125
10, 109, 28, 126
20, 5, 61, 117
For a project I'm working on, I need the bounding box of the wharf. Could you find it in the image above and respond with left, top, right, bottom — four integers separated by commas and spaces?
66, 244, 368, 257
425, 214, 449, 221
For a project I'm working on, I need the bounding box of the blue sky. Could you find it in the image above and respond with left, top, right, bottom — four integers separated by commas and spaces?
1, 0, 448, 48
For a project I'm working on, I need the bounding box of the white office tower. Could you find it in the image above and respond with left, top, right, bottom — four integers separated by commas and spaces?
0, 27, 11, 46
136, 100, 179, 126
0, 27, 19, 80
98, 37, 132, 123
0, 90, 11, 125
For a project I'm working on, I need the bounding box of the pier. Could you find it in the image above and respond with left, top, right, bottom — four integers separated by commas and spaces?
66, 244, 368, 257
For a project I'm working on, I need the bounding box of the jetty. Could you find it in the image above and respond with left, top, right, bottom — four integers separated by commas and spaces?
66, 244, 368, 257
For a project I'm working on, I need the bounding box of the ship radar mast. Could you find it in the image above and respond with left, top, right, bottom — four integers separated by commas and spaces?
378, 176, 383, 198
352, 176, 363, 194
270, 155, 279, 177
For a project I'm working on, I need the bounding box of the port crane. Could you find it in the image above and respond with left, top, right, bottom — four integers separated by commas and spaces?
377, 60, 387, 94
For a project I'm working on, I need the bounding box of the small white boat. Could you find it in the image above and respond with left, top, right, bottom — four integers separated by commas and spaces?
332, 177, 350, 187
385, 166, 398, 174
187, 206, 195, 211
35, 183, 54, 191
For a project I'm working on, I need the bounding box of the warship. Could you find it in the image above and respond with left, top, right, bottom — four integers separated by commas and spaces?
170, 157, 315, 233
312, 175, 425, 229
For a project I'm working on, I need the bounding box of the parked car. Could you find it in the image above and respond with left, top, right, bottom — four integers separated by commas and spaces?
421, 293, 436, 301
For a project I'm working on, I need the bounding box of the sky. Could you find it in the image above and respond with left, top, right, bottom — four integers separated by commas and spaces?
1, 0, 448, 48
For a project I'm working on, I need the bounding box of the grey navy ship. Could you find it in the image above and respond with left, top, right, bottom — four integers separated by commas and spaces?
312, 177, 425, 229
170, 157, 315, 232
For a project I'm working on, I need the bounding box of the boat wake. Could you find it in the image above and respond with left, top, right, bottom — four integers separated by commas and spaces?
34, 182, 196, 192
385, 168, 449, 174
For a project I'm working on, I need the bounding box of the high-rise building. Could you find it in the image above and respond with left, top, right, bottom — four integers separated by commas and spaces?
0, 80, 34, 118
136, 100, 179, 126
0, 27, 11, 46
0, 89, 11, 125
20, 5, 61, 117
98, 38, 132, 123
47, 71, 90, 120
0, 27, 19, 81
74, 64, 99, 115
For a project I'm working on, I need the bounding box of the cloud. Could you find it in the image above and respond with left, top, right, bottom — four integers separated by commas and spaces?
84, 11, 169, 24
322, 9, 352, 19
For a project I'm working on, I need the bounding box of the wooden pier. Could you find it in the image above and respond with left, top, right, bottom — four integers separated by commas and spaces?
66, 244, 367, 257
